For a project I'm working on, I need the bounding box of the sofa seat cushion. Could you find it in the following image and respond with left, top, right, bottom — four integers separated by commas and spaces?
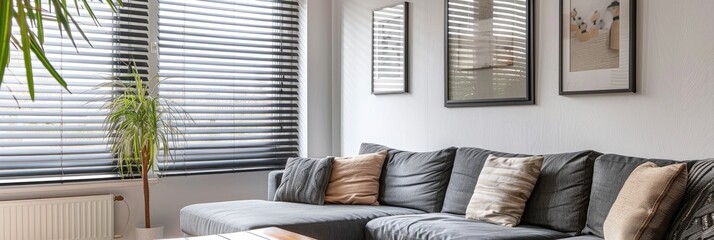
366, 213, 570, 240
180, 200, 424, 239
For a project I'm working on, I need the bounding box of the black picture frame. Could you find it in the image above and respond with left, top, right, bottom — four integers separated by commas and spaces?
559, 0, 636, 95
444, 0, 535, 108
371, 2, 409, 95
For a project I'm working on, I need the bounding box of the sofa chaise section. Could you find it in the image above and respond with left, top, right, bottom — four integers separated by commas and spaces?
180, 200, 423, 239
366, 213, 570, 240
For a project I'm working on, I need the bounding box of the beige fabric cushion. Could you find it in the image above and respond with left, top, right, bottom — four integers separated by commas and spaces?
465, 155, 544, 226
324, 150, 387, 205
604, 162, 688, 240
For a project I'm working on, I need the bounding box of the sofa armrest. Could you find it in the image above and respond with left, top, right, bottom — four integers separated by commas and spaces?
267, 170, 284, 201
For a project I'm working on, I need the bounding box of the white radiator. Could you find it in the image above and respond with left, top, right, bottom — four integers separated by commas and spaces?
0, 194, 114, 240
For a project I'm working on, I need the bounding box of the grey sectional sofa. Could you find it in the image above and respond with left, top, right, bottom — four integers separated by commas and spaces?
180, 143, 713, 240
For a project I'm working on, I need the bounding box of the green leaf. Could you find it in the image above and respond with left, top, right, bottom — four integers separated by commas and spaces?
73, 0, 80, 15
23, 0, 36, 27
35, 0, 44, 44
65, 10, 92, 47
17, 0, 35, 100
0, 0, 12, 86
50, 0, 77, 49
104, 0, 117, 13
81, 0, 99, 25
29, 34, 70, 93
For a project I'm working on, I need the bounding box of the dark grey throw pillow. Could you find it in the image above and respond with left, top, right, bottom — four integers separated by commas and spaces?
441, 148, 602, 234
441, 147, 530, 215
274, 157, 334, 205
359, 143, 457, 212
521, 150, 602, 234
582, 154, 688, 238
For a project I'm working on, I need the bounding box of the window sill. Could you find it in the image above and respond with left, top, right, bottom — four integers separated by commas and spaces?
0, 178, 159, 195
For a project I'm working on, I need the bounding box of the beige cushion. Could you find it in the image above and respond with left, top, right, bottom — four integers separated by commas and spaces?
465, 155, 544, 226
324, 150, 387, 205
604, 162, 688, 240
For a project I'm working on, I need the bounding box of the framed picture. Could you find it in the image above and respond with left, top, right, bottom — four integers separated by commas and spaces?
445, 0, 535, 107
372, 2, 409, 95
560, 0, 636, 95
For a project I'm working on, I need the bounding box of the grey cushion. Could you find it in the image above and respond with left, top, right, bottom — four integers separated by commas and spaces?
442, 148, 600, 234
180, 200, 424, 239
666, 159, 713, 240
441, 147, 529, 215
582, 154, 685, 237
521, 151, 602, 234
274, 157, 333, 205
365, 213, 570, 240
267, 170, 284, 201
359, 143, 457, 212
359, 143, 393, 159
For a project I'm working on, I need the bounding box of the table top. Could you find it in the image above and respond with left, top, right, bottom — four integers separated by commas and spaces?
164, 227, 316, 240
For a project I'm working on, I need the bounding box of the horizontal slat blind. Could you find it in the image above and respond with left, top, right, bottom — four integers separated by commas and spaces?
0, 0, 150, 185
158, 0, 300, 176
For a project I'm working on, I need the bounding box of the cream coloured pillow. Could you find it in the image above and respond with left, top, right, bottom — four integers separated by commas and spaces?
465, 155, 544, 226
604, 162, 687, 240
324, 150, 387, 205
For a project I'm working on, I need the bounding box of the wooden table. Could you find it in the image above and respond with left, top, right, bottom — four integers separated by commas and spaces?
164, 227, 316, 240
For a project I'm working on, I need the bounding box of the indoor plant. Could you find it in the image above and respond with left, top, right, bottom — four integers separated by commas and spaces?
103, 63, 187, 239
1, 0, 124, 100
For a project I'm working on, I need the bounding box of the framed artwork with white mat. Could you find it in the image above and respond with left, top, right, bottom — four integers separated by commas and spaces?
560, 0, 636, 95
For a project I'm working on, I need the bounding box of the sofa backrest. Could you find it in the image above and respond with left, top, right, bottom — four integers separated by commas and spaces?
581, 154, 694, 238
441, 147, 602, 234
441, 147, 530, 215
359, 143, 456, 213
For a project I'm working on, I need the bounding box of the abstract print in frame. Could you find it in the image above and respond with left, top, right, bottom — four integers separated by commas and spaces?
560, 0, 636, 95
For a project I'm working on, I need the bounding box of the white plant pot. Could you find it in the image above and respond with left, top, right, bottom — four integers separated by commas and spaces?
135, 225, 164, 240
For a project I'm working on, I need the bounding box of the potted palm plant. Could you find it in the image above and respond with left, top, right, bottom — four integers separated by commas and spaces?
103, 63, 186, 240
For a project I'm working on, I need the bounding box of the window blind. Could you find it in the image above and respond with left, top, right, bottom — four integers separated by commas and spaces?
0, 0, 150, 185
157, 0, 300, 176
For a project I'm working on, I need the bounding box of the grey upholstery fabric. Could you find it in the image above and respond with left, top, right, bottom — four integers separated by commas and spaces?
359, 143, 457, 212
441, 147, 530, 215
521, 151, 602, 234
442, 148, 601, 234
582, 154, 686, 237
667, 159, 714, 240
180, 200, 424, 239
359, 143, 393, 159
275, 157, 333, 204
267, 170, 284, 201
365, 213, 570, 240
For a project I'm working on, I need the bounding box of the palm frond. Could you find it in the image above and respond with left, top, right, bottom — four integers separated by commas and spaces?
1, 0, 123, 100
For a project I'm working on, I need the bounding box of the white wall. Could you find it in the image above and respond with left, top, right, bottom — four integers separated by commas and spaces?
300, 0, 338, 158
0, 172, 268, 239
340, 0, 714, 160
